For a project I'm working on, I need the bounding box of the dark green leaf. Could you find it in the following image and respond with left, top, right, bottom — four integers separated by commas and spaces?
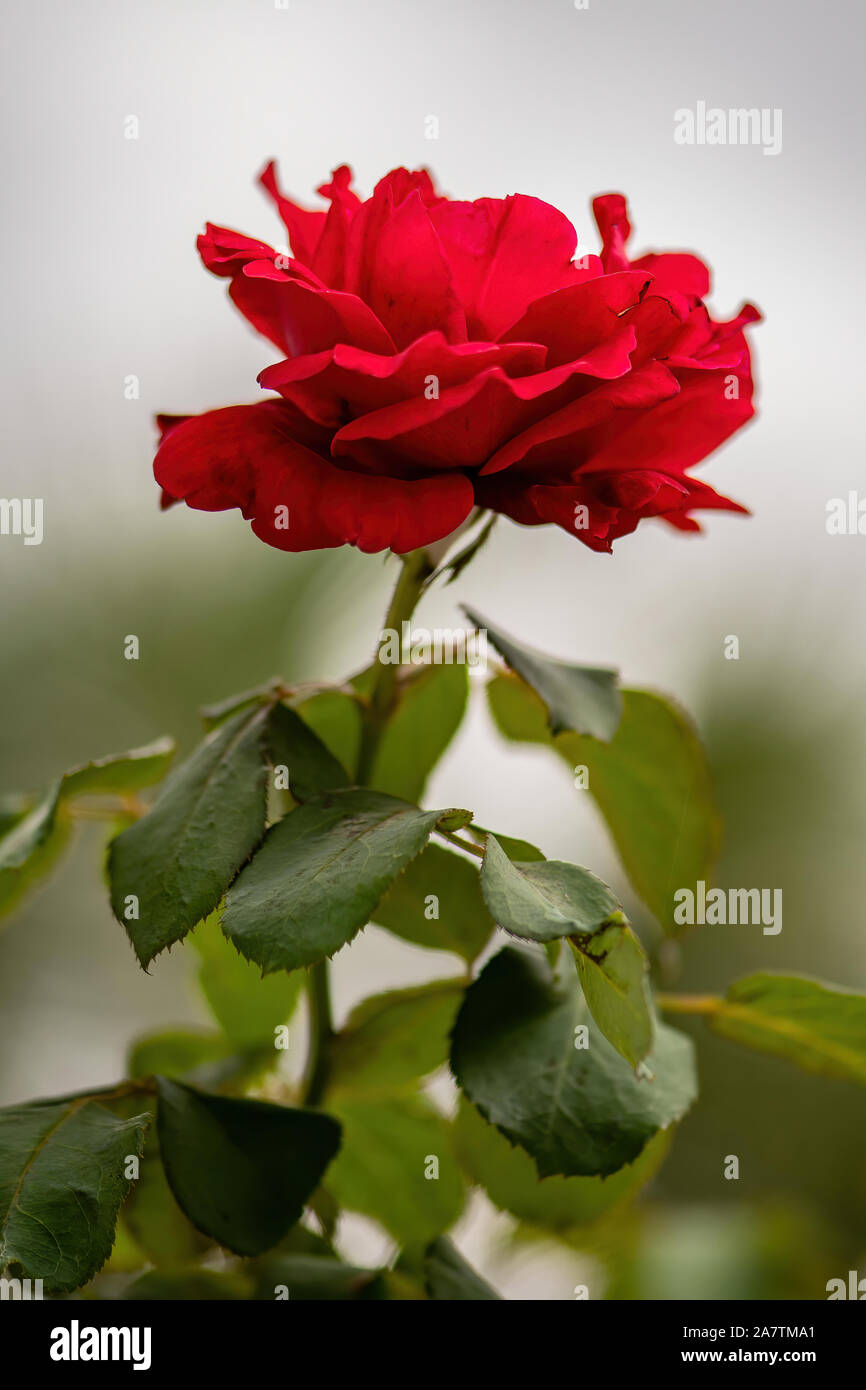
124, 1267, 251, 1299
252, 1253, 387, 1301
155, 1078, 340, 1256
706, 974, 866, 1083
191, 911, 303, 1051
325, 1094, 464, 1245
121, 1111, 211, 1267
0, 1089, 149, 1292
423, 1235, 501, 1300
109, 705, 271, 965
373, 843, 494, 963
222, 789, 465, 973
455, 1097, 671, 1231
467, 609, 621, 740
488, 676, 719, 934
328, 979, 465, 1093
451, 946, 696, 1177
266, 702, 349, 802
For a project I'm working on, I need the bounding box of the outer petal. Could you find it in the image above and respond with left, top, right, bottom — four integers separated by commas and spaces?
197, 224, 395, 355
578, 355, 755, 477
154, 400, 474, 554
479, 362, 682, 476
479, 466, 746, 553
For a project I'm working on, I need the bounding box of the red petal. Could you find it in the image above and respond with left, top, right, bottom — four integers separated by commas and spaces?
258, 332, 546, 431
330, 346, 640, 475
430, 194, 579, 340
501, 270, 651, 366
592, 194, 633, 272
480, 362, 681, 476
154, 400, 473, 554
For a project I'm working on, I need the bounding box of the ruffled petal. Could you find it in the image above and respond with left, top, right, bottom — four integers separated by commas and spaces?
154, 400, 474, 554
429, 194, 580, 339
258, 332, 546, 430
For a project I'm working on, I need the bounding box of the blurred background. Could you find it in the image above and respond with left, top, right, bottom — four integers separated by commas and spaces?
2, 0, 864, 1298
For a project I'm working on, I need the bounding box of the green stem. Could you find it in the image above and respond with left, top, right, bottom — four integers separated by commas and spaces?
302, 957, 334, 1106
435, 828, 485, 860
654, 992, 722, 1016
356, 549, 433, 784
302, 549, 433, 1106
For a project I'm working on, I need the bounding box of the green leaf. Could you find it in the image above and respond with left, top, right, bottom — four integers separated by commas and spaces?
705, 974, 866, 1084
0, 739, 177, 923
127, 1028, 237, 1081
60, 738, 176, 797
0, 1089, 150, 1292
155, 1078, 340, 1256
0, 784, 71, 920
109, 705, 271, 966
328, 979, 465, 1094
266, 702, 350, 802
325, 1094, 464, 1246
200, 679, 284, 730
293, 690, 362, 779
488, 676, 719, 935
191, 911, 303, 1051
568, 924, 653, 1068
367, 661, 469, 802
480, 833, 621, 942
251, 1253, 387, 1301
451, 945, 697, 1178
121, 1111, 211, 1267
222, 789, 467, 973
423, 1236, 501, 1300
431, 513, 498, 586
373, 843, 494, 963
455, 1096, 671, 1231
468, 824, 545, 862
0, 794, 32, 838
467, 608, 621, 740
478, 835, 652, 1065
124, 1267, 252, 1300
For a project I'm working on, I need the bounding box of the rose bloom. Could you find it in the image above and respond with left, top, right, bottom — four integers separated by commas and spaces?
155, 164, 759, 554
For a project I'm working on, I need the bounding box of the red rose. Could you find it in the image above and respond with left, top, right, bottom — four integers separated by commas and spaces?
156, 165, 759, 554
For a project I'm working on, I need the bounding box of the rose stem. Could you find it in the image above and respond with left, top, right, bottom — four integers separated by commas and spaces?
302, 547, 433, 1108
